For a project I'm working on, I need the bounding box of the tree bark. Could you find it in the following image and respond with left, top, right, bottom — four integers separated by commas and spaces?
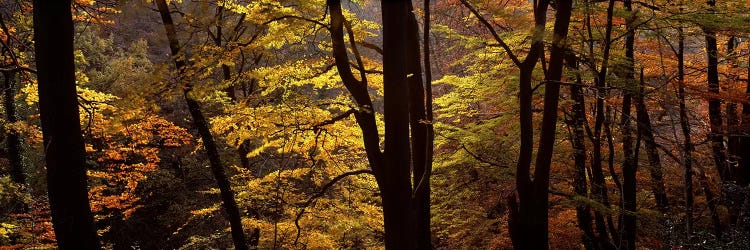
32, 0, 100, 248
154, 1, 248, 249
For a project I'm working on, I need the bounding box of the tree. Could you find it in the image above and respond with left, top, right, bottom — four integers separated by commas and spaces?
705, 0, 728, 185
619, 1, 638, 248
1, 72, 23, 185
32, 0, 100, 248
507, 0, 573, 248
153, 0, 248, 249
327, 0, 434, 248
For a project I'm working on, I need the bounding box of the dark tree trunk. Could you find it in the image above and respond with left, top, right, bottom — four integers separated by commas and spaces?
741, 53, 750, 186
705, 0, 728, 182
620, 1, 637, 248
32, 0, 100, 248
330, 0, 427, 248
728, 102, 740, 170
635, 72, 668, 213
727, 36, 739, 172
2, 72, 24, 185
413, 0, 434, 248
238, 140, 252, 171
702, 1, 724, 240
154, 1, 248, 249
676, 29, 695, 248
564, 51, 596, 249
587, 0, 617, 247
381, 1, 416, 248
508, 0, 572, 249
327, 0, 382, 175
509, 7, 546, 250
696, 165, 722, 239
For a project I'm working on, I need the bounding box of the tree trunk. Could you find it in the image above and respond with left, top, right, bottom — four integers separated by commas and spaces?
702, 1, 724, 240
634, 71, 668, 213
381, 1, 416, 248
726, 37, 740, 174
154, 1, 248, 249
565, 51, 597, 250
509, 3, 546, 247
705, 0, 728, 182
2, 72, 24, 185
620, 1, 637, 248
508, 1, 572, 249
330, 0, 426, 248
587, 0, 618, 247
677, 28, 695, 248
696, 165, 722, 239
740, 52, 750, 187
32, 0, 100, 248
414, 0, 434, 248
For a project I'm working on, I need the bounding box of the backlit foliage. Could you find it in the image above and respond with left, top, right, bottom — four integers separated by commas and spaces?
3, 0, 750, 249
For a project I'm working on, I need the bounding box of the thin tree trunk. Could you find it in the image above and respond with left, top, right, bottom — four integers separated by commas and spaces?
705, 0, 728, 182
702, 1, 724, 240
415, 0, 434, 248
213, 5, 253, 175
565, 51, 597, 250
587, 0, 617, 247
635, 71, 668, 213
2, 72, 24, 185
676, 28, 695, 248
696, 165, 722, 239
740, 51, 750, 186
727, 37, 739, 173
32, 0, 100, 248
154, 1, 248, 249
620, 1, 637, 248
603, 108, 621, 245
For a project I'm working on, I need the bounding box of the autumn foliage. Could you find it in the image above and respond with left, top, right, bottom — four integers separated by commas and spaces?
3, 0, 750, 249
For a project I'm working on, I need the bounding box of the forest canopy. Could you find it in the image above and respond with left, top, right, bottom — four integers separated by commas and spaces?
2, 0, 750, 249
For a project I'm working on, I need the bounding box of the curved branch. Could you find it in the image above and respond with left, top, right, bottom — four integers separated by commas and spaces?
263, 15, 330, 30
357, 41, 383, 55
344, 19, 368, 84
458, 0, 521, 67
312, 108, 355, 130
293, 169, 374, 245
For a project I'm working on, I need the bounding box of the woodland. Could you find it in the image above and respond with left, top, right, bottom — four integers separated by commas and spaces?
2, 0, 750, 249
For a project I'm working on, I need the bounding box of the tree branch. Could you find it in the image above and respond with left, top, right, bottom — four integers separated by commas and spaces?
293, 169, 374, 245
458, 0, 521, 67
